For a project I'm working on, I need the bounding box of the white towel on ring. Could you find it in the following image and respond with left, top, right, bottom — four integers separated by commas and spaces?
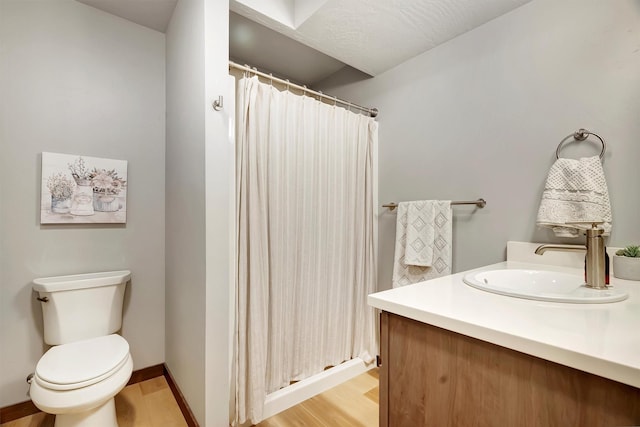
392, 200, 452, 288
536, 156, 612, 237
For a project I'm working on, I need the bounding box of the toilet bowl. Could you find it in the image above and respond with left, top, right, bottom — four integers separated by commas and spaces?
31, 270, 132, 427
30, 334, 133, 427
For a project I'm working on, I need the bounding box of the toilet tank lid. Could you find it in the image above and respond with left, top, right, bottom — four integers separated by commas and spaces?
36, 334, 130, 387
33, 270, 131, 293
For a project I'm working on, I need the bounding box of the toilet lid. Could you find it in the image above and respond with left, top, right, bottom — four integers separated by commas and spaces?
36, 334, 129, 390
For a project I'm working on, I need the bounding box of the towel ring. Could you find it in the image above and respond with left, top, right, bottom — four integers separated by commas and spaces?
556, 129, 606, 160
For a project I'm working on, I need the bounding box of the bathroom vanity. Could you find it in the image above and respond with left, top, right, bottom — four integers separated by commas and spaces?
368, 242, 640, 426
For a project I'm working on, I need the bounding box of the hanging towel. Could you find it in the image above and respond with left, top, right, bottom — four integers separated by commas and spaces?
536, 155, 612, 237
392, 200, 452, 288
405, 201, 436, 266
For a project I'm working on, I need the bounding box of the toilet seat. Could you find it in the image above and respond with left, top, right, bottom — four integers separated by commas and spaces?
35, 334, 129, 391
30, 351, 133, 415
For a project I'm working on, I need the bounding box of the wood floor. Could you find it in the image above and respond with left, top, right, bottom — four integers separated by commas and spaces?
256, 369, 379, 427
1, 376, 188, 427
2, 369, 379, 427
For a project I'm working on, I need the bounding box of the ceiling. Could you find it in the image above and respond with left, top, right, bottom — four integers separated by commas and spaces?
229, 12, 348, 85
76, 0, 178, 33
76, 0, 533, 85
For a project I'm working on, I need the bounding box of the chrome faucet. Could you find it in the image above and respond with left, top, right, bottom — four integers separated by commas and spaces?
535, 222, 607, 290
534, 244, 586, 255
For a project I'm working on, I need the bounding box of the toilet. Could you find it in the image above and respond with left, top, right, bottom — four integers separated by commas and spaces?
30, 270, 133, 427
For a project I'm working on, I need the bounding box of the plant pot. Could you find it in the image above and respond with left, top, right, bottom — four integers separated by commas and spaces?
612, 255, 640, 281
93, 193, 121, 212
51, 196, 71, 214
70, 180, 94, 216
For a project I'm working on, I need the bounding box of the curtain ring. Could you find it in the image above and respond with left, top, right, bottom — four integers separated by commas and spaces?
285, 79, 290, 91
333, 96, 338, 106
269, 73, 273, 86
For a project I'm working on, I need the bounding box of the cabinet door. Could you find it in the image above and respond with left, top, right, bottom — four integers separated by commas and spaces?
381, 311, 640, 427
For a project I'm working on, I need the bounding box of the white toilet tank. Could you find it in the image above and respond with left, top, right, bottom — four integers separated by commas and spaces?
33, 271, 131, 345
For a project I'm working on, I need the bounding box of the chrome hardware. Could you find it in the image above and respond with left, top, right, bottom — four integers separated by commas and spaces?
534, 244, 586, 255
536, 221, 607, 290
383, 198, 486, 211
212, 95, 223, 111
567, 221, 607, 290
26, 373, 34, 384
229, 61, 378, 117
556, 128, 606, 160
573, 129, 589, 141
36, 296, 49, 303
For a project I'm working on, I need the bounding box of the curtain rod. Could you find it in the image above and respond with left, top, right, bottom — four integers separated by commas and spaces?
229, 61, 378, 118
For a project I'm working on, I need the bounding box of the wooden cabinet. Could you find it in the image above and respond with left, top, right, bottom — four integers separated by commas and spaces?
379, 311, 640, 427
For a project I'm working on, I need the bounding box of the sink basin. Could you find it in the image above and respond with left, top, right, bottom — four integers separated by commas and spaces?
463, 269, 628, 303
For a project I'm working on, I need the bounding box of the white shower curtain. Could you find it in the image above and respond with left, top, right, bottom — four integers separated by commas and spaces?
235, 75, 378, 425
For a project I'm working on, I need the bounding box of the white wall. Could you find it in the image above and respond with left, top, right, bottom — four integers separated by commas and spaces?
0, 0, 166, 407
317, 0, 640, 290
165, 0, 206, 422
203, 0, 233, 425
165, 0, 230, 425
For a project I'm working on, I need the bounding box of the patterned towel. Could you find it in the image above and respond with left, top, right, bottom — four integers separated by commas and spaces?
404, 201, 436, 267
392, 200, 452, 288
536, 156, 612, 237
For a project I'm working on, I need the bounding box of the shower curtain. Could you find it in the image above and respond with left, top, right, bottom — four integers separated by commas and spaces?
235, 75, 378, 425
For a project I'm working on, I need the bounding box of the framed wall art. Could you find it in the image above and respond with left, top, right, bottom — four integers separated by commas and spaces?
41, 152, 128, 224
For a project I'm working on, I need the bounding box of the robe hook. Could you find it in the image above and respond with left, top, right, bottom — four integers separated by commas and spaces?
212, 95, 223, 111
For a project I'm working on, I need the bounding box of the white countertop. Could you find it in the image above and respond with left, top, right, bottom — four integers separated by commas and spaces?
368, 244, 640, 389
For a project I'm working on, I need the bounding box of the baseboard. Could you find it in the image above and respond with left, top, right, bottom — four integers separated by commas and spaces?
127, 363, 165, 385
0, 400, 39, 424
0, 363, 198, 426
163, 365, 200, 427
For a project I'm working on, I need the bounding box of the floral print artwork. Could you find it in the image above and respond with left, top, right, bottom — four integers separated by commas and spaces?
41, 152, 128, 224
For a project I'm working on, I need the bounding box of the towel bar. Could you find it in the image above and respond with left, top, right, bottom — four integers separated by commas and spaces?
382, 198, 486, 211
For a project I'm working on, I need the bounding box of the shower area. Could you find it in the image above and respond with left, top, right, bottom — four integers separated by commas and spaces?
229, 63, 379, 425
